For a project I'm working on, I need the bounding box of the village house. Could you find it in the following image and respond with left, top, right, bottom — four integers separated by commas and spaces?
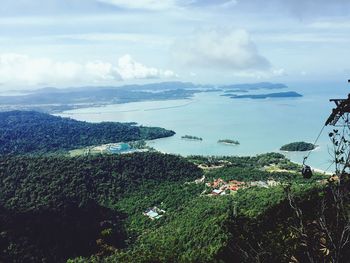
207, 177, 282, 197
143, 206, 166, 220
208, 178, 246, 196
212, 189, 225, 196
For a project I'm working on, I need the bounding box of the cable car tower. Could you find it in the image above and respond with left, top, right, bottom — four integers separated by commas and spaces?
324, 79, 350, 180
302, 80, 350, 179
325, 81, 350, 127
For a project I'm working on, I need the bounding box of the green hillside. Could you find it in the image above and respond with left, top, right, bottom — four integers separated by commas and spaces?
0, 111, 175, 155
1, 150, 345, 263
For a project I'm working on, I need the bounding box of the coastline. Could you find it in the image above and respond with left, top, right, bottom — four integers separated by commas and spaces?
279, 145, 320, 154
218, 142, 239, 146
290, 160, 333, 175
57, 90, 335, 171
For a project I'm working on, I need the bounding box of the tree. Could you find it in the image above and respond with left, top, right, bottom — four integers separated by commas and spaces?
283, 95, 350, 263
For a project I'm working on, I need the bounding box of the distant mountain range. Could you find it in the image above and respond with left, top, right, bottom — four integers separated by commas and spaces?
0, 81, 294, 112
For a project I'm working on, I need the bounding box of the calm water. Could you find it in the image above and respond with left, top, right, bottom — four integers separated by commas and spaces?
58, 81, 350, 171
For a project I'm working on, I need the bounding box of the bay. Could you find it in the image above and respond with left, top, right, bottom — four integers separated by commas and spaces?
57, 81, 350, 171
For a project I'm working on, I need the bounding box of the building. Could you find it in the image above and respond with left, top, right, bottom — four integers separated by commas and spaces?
212, 189, 224, 195
143, 207, 166, 220
207, 178, 245, 196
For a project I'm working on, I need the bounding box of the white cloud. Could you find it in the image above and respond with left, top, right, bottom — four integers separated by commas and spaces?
0, 53, 118, 85
85, 61, 116, 81
96, 0, 237, 11
163, 70, 177, 78
272, 68, 286, 76
0, 53, 175, 86
96, 0, 178, 10
117, 54, 176, 80
173, 28, 271, 71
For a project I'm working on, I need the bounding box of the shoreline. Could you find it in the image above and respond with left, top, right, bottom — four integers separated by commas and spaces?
290, 160, 333, 175
279, 145, 320, 154
218, 142, 240, 146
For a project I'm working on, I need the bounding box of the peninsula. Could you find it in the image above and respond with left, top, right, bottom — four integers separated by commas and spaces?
0, 111, 175, 155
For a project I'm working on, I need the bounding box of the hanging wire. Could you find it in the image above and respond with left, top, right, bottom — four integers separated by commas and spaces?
324, 160, 335, 173
303, 124, 327, 164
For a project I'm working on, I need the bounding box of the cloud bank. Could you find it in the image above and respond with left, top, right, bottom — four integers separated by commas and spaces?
173, 28, 271, 71
96, 0, 236, 11
97, 0, 178, 11
0, 53, 175, 86
117, 54, 176, 80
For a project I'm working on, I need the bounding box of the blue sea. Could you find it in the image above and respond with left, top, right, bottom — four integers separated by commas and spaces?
58, 81, 350, 171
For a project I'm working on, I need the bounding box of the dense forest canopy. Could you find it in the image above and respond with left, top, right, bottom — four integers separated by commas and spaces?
0, 152, 201, 262
1, 150, 342, 263
0, 111, 175, 155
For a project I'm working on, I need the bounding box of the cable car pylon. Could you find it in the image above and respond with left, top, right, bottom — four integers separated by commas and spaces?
302, 79, 350, 179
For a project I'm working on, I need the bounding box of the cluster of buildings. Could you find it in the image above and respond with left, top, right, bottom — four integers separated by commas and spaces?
87, 142, 149, 155
88, 143, 132, 154
143, 206, 166, 220
250, 179, 281, 188
206, 178, 281, 196
206, 179, 246, 196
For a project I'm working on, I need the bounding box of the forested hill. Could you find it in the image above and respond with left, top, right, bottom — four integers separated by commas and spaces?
0, 153, 201, 211
0, 111, 175, 155
0, 152, 201, 262
0, 151, 347, 262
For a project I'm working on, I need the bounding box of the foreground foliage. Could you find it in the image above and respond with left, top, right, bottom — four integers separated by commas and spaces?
1, 151, 346, 263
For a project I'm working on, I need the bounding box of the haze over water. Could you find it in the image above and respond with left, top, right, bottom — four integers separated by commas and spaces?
59, 81, 350, 171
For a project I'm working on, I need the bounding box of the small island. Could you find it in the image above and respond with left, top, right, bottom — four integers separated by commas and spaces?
218, 139, 240, 145
181, 135, 203, 141
280, 141, 316, 152
223, 89, 249, 93
230, 91, 302, 99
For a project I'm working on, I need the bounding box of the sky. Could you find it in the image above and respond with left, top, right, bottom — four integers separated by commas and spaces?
0, 0, 350, 90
